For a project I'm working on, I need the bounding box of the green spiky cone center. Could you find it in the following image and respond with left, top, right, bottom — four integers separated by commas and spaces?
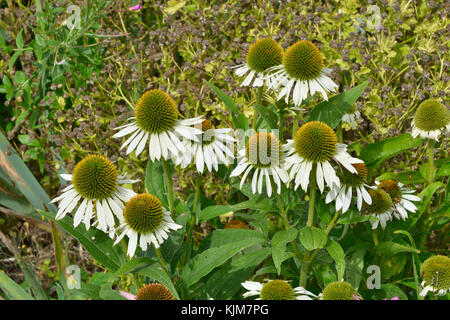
123, 194, 164, 234
72, 155, 118, 200
337, 163, 368, 187
201, 119, 215, 145
283, 40, 324, 80
245, 133, 281, 168
414, 99, 450, 131
294, 121, 337, 162
135, 89, 178, 134
364, 189, 393, 215
322, 281, 356, 300
136, 283, 176, 300
260, 280, 296, 300
420, 255, 450, 291
246, 38, 283, 73
378, 180, 402, 204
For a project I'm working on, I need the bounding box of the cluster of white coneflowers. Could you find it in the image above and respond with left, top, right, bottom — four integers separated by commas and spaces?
49, 36, 449, 300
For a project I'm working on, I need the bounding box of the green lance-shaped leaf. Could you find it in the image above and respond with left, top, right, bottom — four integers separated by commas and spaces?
325, 239, 346, 281
0, 271, 35, 300
305, 80, 368, 128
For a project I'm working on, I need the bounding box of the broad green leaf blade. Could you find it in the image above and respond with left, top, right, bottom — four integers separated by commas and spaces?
139, 263, 180, 300
199, 198, 272, 222
0, 271, 35, 300
360, 133, 423, 168
181, 238, 265, 287
198, 229, 267, 252
298, 226, 327, 250
381, 283, 408, 300
40, 211, 126, 272
115, 257, 155, 277
305, 80, 368, 128
206, 81, 249, 130
377, 241, 420, 257
272, 228, 298, 275
325, 240, 346, 281
230, 247, 271, 272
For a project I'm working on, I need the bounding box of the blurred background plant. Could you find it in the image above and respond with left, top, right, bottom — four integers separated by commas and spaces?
0, 0, 448, 299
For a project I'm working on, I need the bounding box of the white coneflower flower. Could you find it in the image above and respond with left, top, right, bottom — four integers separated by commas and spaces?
341, 104, 362, 129
363, 188, 394, 230
114, 194, 182, 258
420, 255, 450, 297
231, 37, 284, 88
325, 162, 372, 213
411, 98, 450, 141
175, 119, 236, 173
113, 89, 203, 161
241, 280, 317, 300
230, 132, 289, 197
284, 121, 363, 193
375, 179, 420, 221
50, 155, 137, 235
320, 281, 360, 300
267, 40, 338, 106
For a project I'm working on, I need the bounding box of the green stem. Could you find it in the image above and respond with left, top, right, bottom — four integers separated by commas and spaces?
300, 163, 318, 287
372, 229, 379, 246
336, 123, 343, 143
307, 164, 317, 228
50, 221, 65, 280
154, 245, 169, 275
120, 239, 142, 289
279, 111, 285, 142
292, 112, 298, 138
182, 175, 201, 266
273, 189, 303, 261
427, 139, 435, 184
162, 158, 175, 216
253, 86, 263, 129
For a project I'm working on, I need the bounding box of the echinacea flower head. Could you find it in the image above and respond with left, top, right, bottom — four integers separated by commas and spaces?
363, 188, 393, 230
285, 121, 363, 193
114, 194, 182, 257
412, 98, 450, 141
420, 255, 450, 297
321, 281, 358, 300
231, 132, 289, 197
136, 283, 176, 300
268, 40, 338, 106
50, 155, 137, 235
325, 162, 372, 212
376, 179, 420, 221
233, 37, 283, 87
174, 119, 235, 173
113, 89, 203, 161
242, 280, 317, 300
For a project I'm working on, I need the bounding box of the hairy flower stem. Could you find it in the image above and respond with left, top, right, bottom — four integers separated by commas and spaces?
162, 159, 175, 217
154, 244, 169, 275
336, 123, 343, 143
273, 183, 303, 261
279, 111, 285, 142
182, 175, 201, 267
253, 86, 263, 129
120, 239, 142, 288
300, 163, 318, 288
427, 140, 435, 184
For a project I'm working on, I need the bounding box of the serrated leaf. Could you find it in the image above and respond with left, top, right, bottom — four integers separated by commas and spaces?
272, 228, 298, 275
305, 81, 368, 128
298, 226, 327, 250
325, 240, 346, 281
